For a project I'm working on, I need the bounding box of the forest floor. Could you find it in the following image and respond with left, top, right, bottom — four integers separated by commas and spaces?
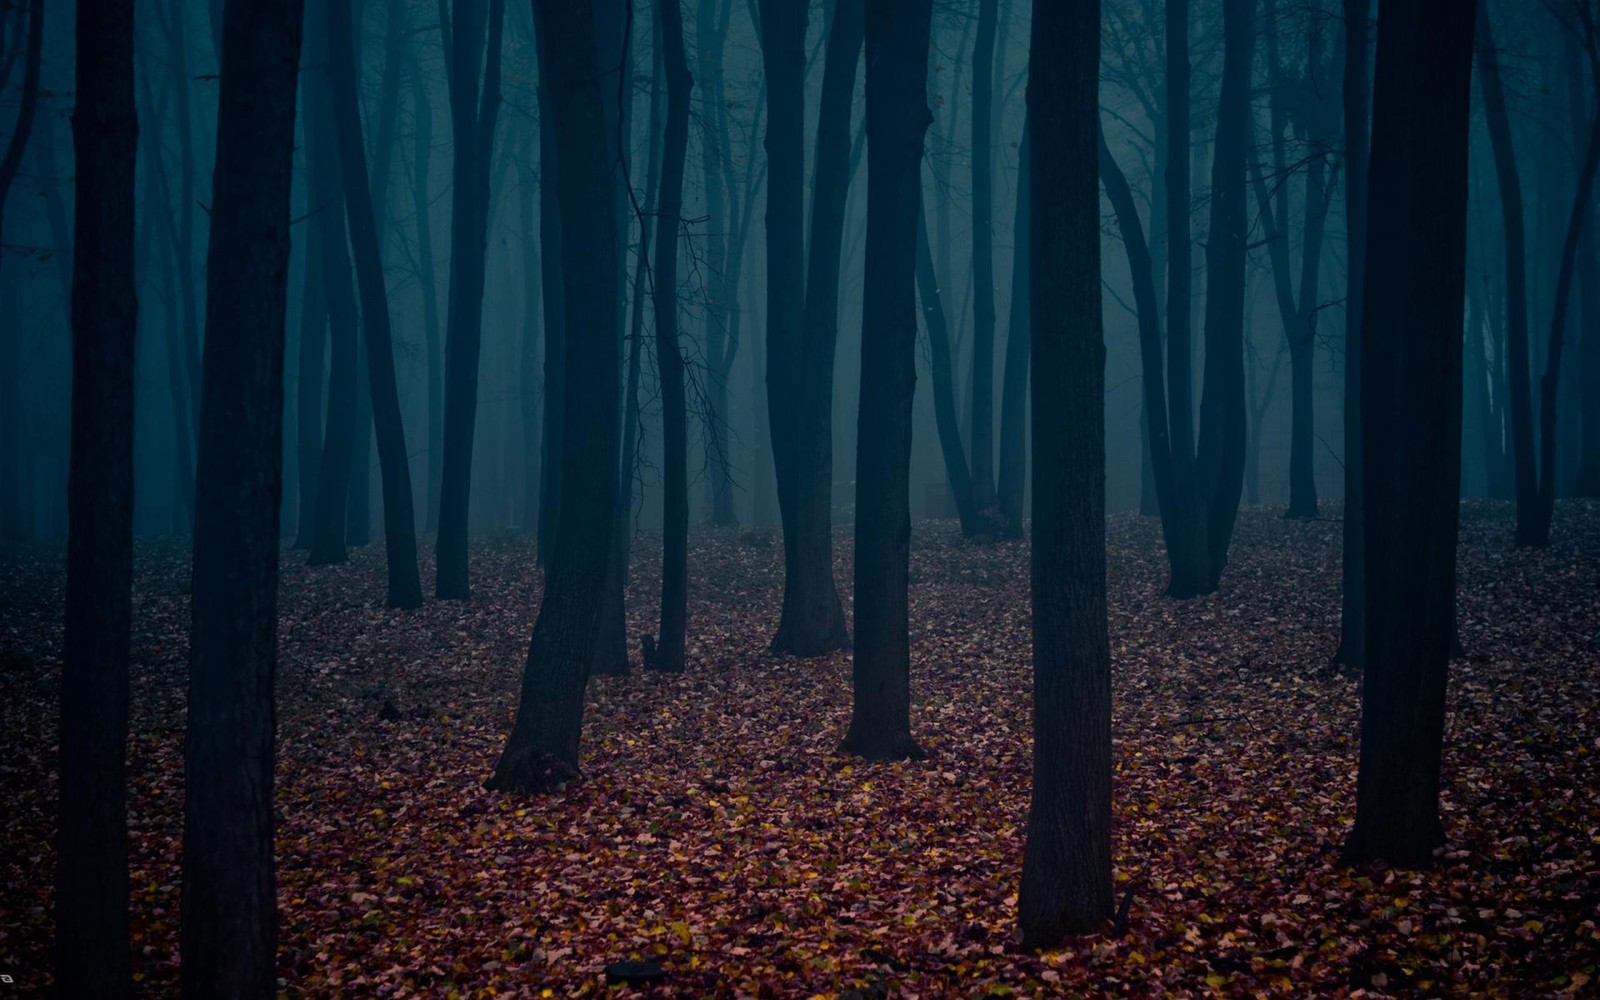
3, 502, 1599, 999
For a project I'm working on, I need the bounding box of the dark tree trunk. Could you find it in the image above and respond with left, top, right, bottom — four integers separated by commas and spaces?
1018, 0, 1112, 947
1475, 0, 1540, 546
698, 0, 737, 528
292, 105, 327, 550
1192, 0, 1255, 590
347, 339, 371, 545
518, 145, 542, 534
917, 210, 985, 537
1334, 0, 1370, 667
58, 0, 136, 992
0, 0, 42, 542
164, 0, 204, 468
1531, 81, 1600, 543
325, 0, 424, 607
1342, 0, 1474, 868
305, 0, 358, 567
650, 0, 693, 674
762, 0, 841, 656
486, 0, 618, 793
968, 0, 998, 512
181, 1, 303, 994
1576, 44, 1600, 497
409, 64, 446, 534
535, 32, 566, 565
996, 123, 1030, 538
841, 0, 932, 763
436, 0, 507, 598
779, 0, 863, 656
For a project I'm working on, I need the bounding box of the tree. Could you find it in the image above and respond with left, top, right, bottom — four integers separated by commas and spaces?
841, 0, 933, 763
1333, 0, 1370, 668
1343, 0, 1475, 867
996, 122, 1030, 539
486, 0, 618, 792
58, 0, 136, 992
325, 0, 425, 608
968, 0, 999, 520
1018, 0, 1112, 948
0, 0, 42, 542
650, 0, 693, 674
435, 0, 508, 599
181, 0, 304, 993
786, 0, 864, 657
1475, 0, 1540, 547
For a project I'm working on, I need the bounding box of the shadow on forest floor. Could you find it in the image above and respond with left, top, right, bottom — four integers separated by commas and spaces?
2, 500, 1597, 996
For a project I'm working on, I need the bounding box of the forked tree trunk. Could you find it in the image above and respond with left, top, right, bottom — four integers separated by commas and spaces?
1343, 0, 1474, 868
486, 0, 618, 793
182, 1, 303, 994
325, 0, 424, 607
841, 0, 932, 763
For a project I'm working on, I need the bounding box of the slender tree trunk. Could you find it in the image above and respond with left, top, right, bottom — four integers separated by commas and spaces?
0, 0, 42, 542
1532, 83, 1600, 543
58, 0, 136, 992
486, 0, 618, 792
1018, 0, 1112, 947
918, 210, 984, 537
535, 31, 566, 564
292, 108, 327, 549
777, 0, 862, 655
407, 64, 446, 533
165, 0, 204, 460
325, 0, 424, 607
1343, 0, 1474, 868
436, 0, 507, 598
1576, 47, 1600, 496
698, 0, 738, 527
841, 0, 932, 763
1475, 0, 1540, 545
181, 1, 303, 994
968, 0, 998, 511
996, 123, 1030, 537
650, 0, 693, 673
1334, 0, 1369, 667
518, 149, 542, 533
1192, 0, 1255, 590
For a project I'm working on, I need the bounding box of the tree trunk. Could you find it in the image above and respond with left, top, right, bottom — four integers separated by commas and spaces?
841, 0, 931, 763
996, 123, 1030, 537
777, 0, 862, 656
486, 0, 618, 792
325, 0, 424, 607
1576, 41, 1600, 497
1343, 0, 1473, 868
698, 0, 738, 528
535, 29, 567, 565
292, 105, 327, 550
1334, 0, 1369, 667
305, 5, 359, 567
1475, 0, 1540, 545
1532, 82, 1600, 543
1192, 0, 1255, 590
181, 1, 303, 993
58, 0, 136, 992
436, 0, 507, 597
918, 210, 985, 537
0, 0, 42, 542
1018, 0, 1112, 947
761, 0, 837, 655
650, 0, 693, 674
968, 0, 998, 512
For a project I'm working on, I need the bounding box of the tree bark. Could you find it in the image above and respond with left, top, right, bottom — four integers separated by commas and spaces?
1343, 0, 1474, 868
650, 0, 693, 674
325, 0, 424, 607
1475, 0, 1540, 546
535, 20, 566, 565
996, 123, 1030, 538
181, 1, 303, 994
486, 0, 618, 792
0, 0, 42, 542
436, 0, 507, 598
291, 104, 327, 550
841, 0, 932, 763
1334, 0, 1370, 667
778, 0, 862, 656
58, 0, 136, 992
1018, 0, 1112, 947
968, 0, 998, 512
